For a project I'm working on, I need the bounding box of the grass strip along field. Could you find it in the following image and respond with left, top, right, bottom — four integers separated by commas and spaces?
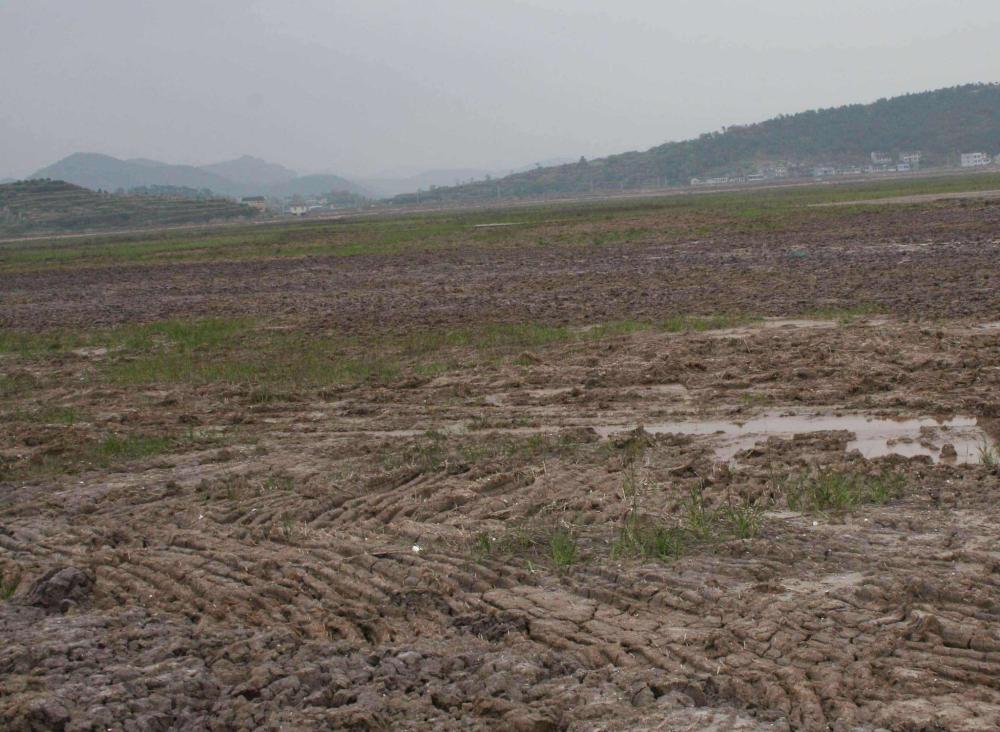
4, 171, 1000, 271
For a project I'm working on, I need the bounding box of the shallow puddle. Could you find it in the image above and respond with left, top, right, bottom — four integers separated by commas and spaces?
596, 412, 993, 464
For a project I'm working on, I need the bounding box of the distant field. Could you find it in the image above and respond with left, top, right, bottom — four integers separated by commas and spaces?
4, 170, 1000, 272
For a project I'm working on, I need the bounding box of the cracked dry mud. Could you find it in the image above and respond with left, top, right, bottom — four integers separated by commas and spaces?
2, 198, 1000, 731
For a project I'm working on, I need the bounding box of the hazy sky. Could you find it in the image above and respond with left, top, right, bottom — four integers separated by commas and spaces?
2, 0, 999, 179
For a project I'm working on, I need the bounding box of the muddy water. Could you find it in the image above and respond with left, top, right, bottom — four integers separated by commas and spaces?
334, 411, 993, 465
596, 412, 992, 464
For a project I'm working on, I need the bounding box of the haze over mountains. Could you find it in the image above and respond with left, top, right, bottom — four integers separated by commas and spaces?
24, 153, 581, 201
30, 154, 367, 199
17, 84, 1000, 206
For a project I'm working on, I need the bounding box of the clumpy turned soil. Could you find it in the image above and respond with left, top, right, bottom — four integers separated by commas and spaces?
2, 197, 1000, 731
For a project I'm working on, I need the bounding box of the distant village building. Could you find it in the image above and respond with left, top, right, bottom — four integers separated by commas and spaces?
287, 204, 308, 216
240, 196, 267, 212
961, 152, 991, 168
899, 152, 922, 167
896, 163, 911, 173
813, 165, 836, 177
870, 152, 892, 165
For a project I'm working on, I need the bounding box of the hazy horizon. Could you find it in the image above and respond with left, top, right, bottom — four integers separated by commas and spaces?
3, 0, 1000, 180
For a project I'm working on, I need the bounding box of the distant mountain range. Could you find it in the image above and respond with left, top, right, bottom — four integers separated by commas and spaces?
392, 83, 1000, 204
30, 153, 367, 199
22, 153, 587, 201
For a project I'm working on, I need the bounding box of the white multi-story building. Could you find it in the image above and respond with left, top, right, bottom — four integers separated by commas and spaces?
899, 152, 922, 167
871, 152, 892, 165
961, 152, 991, 168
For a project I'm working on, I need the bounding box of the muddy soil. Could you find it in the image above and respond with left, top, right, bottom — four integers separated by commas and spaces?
2, 201, 1000, 731
2, 200, 1000, 331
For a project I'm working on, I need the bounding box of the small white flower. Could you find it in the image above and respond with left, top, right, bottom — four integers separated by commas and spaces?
812, 520, 819, 527
411, 544, 422, 554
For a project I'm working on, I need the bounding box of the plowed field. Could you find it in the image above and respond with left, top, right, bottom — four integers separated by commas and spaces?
2, 183, 1000, 731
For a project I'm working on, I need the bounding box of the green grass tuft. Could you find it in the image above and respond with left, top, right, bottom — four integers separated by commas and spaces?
0, 576, 19, 601
979, 441, 998, 470
548, 529, 578, 566
611, 513, 685, 561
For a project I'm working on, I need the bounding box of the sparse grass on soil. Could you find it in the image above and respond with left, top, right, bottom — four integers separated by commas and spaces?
0, 313, 758, 397
802, 304, 885, 324
783, 469, 906, 513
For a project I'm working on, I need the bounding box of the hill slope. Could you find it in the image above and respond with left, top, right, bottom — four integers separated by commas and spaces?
32, 154, 241, 196
393, 83, 1000, 204
31, 154, 369, 198
0, 179, 256, 236
200, 155, 297, 188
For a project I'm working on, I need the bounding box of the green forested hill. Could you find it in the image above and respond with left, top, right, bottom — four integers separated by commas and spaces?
394, 83, 1000, 204
0, 179, 257, 236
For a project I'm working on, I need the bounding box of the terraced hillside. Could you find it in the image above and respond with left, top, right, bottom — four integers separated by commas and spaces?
0, 179, 256, 237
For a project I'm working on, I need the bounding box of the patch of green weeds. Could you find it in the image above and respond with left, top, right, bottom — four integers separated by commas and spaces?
611, 513, 685, 560
0, 317, 248, 359
979, 441, 998, 471
784, 469, 905, 513
660, 314, 761, 332
548, 529, 578, 566
280, 512, 296, 540
0, 372, 38, 398
0, 576, 19, 601
94, 434, 174, 464
684, 483, 716, 541
722, 497, 764, 539
472, 528, 535, 559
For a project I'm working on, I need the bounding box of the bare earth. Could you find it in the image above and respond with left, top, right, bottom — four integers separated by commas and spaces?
2, 196, 1000, 731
